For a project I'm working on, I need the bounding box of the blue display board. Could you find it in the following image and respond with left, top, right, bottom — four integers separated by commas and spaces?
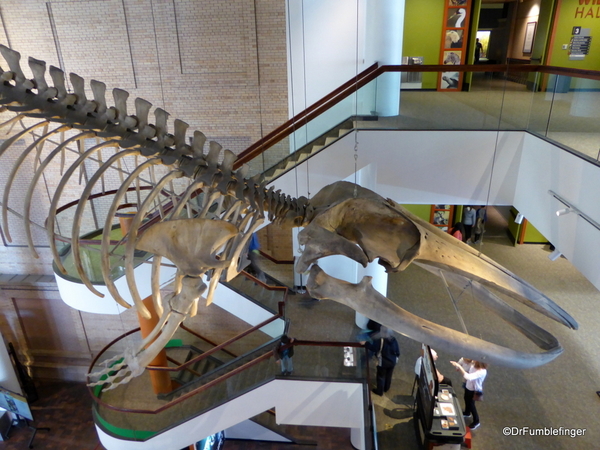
195, 430, 224, 450
0, 386, 32, 421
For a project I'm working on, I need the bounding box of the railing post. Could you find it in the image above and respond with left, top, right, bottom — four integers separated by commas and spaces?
137, 295, 173, 394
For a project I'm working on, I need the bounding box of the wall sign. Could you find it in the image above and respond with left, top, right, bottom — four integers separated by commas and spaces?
569, 28, 592, 60
523, 22, 537, 54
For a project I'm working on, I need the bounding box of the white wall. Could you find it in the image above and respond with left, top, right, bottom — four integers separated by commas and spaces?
225, 419, 292, 442
54, 257, 177, 314
287, 0, 368, 114
56, 258, 284, 336
286, 0, 404, 118
514, 134, 600, 289
272, 129, 600, 293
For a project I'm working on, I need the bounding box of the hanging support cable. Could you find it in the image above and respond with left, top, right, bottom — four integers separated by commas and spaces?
438, 269, 470, 335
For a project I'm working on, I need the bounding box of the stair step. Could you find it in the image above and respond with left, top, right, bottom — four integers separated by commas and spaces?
338, 127, 352, 137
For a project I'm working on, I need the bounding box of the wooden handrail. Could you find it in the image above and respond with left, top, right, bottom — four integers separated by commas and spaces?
94, 348, 276, 415
234, 63, 600, 169
259, 250, 294, 265
234, 62, 379, 168
53, 186, 153, 217
237, 270, 288, 315
179, 324, 237, 358
146, 313, 282, 373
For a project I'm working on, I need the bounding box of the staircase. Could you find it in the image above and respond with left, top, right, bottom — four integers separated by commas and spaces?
158, 338, 278, 403
93, 341, 370, 450
224, 271, 288, 314
262, 118, 354, 182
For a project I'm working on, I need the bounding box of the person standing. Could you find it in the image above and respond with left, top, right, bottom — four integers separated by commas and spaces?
450, 358, 488, 430
462, 207, 476, 243
363, 327, 400, 396
474, 38, 483, 63
473, 206, 487, 244
248, 232, 267, 283
275, 334, 295, 375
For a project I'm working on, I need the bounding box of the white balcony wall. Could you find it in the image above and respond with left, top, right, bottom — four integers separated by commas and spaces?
273, 129, 600, 293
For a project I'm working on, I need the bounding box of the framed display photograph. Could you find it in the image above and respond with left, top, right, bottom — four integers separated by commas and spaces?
447, 8, 467, 28
433, 210, 450, 225
523, 22, 536, 54
430, 205, 454, 232
440, 71, 460, 89
445, 29, 464, 49
443, 50, 462, 65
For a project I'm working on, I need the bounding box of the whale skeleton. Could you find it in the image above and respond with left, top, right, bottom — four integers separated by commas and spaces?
0, 45, 576, 389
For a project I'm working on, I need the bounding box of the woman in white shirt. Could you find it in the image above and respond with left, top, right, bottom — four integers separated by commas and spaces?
450, 358, 488, 430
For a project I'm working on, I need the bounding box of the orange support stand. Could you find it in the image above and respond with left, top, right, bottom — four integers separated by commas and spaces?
137, 295, 173, 395
116, 211, 136, 237
463, 427, 472, 448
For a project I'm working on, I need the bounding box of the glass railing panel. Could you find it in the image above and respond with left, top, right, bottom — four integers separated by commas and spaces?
93, 341, 368, 438
158, 323, 281, 396
524, 72, 555, 137
94, 340, 279, 435
493, 71, 537, 131
247, 66, 600, 181
246, 135, 291, 179
298, 79, 379, 152
544, 76, 600, 161
394, 70, 532, 131
55, 233, 152, 284
222, 273, 285, 313
168, 327, 237, 368
256, 81, 380, 178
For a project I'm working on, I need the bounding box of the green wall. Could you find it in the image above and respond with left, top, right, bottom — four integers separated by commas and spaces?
547, 0, 600, 70
508, 208, 549, 244
401, 204, 432, 222
523, 220, 549, 243
403, 0, 446, 89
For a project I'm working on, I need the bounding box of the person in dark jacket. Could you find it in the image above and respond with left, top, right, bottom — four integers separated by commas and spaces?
274, 334, 295, 375
363, 327, 400, 396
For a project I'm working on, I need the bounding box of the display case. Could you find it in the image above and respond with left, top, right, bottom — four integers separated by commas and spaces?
414, 345, 466, 449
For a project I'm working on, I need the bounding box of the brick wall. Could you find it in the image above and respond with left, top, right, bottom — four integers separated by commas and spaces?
0, 0, 291, 381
